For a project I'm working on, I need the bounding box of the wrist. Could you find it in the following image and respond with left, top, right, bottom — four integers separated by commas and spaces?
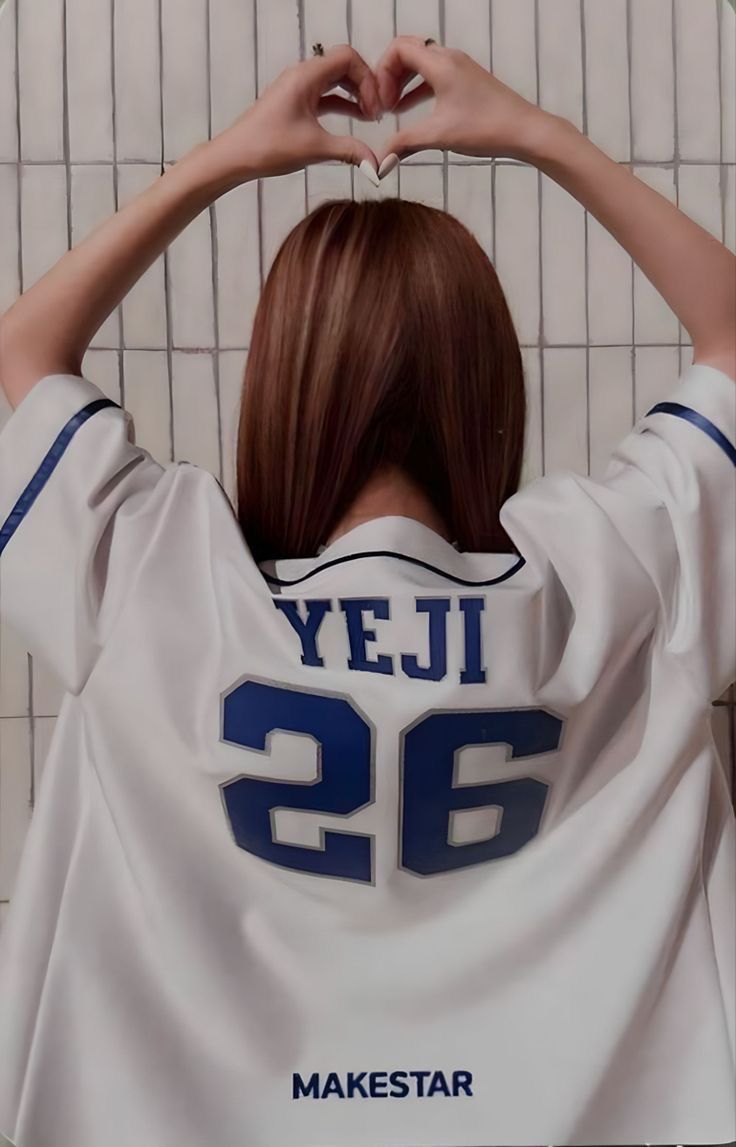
176, 138, 257, 201
524, 114, 585, 172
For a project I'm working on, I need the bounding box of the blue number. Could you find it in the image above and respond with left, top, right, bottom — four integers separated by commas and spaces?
221, 679, 563, 882
221, 679, 373, 883
401, 710, 561, 876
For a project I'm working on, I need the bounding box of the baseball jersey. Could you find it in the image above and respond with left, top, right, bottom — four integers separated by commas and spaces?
0, 363, 734, 1147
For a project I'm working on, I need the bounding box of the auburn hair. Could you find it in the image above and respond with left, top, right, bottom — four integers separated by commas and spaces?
236, 197, 526, 563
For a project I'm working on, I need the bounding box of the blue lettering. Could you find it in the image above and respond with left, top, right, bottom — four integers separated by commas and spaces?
346, 1071, 368, 1098
389, 1070, 410, 1097
409, 1070, 431, 1097
459, 597, 487, 684
401, 598, 450, 681
427, 1070, 451, 1097
452, 1070, 473, 1096
369, 1071, 388, 1097
274, 599, 332, 667
321, 1072, 345, 1098
340, 598, 393, 675
292, 1072, 319, 1099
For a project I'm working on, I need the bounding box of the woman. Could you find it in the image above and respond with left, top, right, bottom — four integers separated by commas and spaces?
0, 35, 734, 1147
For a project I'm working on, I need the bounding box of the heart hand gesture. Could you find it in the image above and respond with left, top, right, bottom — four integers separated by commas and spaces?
210, 44, 383, 183
207, 36, 555, 188
373, 35, 552, 167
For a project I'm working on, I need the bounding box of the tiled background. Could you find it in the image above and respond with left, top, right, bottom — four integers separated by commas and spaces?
0, 0, 735, 931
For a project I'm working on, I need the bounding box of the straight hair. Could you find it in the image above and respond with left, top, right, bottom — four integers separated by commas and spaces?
236, 197, 526, 563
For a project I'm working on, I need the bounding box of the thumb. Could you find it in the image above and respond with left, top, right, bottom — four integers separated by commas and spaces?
320, 130, 379, 173
375, 120, 438, 167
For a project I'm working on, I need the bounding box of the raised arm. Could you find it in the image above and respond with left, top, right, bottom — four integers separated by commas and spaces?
374, 36, 736, 381
0, 46, 381, 411
532, 121, 736, 379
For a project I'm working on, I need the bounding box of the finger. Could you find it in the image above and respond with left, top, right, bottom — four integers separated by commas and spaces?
391, 79, 435, 116
374, 116, 441, 166
374, 35, 444, 111
317, 127, 379, 170
333, 76, 359, 99
317, 94, 375, 120
304, 44, 382, 120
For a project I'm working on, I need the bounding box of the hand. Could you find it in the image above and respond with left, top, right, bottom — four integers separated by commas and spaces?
373, 36, 555, 165
209, 44, 383, 182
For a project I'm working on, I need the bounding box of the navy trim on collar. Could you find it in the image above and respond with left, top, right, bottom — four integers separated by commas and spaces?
263, 549, 527, 589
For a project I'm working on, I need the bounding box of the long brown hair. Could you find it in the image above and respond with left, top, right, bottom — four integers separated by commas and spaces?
236, 197, 526, 562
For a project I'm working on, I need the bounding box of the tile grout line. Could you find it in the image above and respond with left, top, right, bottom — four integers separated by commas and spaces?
717, 0, 727, 245
671, 0, 683, 373
13, 0, 21, 295
205, 0, 224, 484
297, 0, 307, 219
62, 0, 71, 253
157, 0, 175, 461
626, 0, 637, 425
254, 0, 264, 293
110, 0, 125, 406
580, 0, 591, 477
534, 0, 546, 476
489, 0, 496, 265
440, 0, 448, 213
347, 0, 355, 202
393, 0, 399, 200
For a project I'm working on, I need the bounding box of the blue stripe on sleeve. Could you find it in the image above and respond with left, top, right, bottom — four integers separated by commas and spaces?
645, 401, 736, 467
0, 397, 119, 556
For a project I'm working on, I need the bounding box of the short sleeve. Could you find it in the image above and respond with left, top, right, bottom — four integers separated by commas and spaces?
0, 373, 166, 690
501, 362, 736, 704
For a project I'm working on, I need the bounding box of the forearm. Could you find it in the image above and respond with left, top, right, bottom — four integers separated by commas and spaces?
531, 117, 736, 371
0, 140, 244, 409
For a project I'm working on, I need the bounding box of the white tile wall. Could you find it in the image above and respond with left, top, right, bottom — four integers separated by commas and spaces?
630, 0, 675, 163
66, 0, 114, 163
583, 0, 630, 163
0, 0, 17, 162
114, 0, 162, 164
0, 0, 734, 921
17, 0, 65, 161
494, 162, 540, 345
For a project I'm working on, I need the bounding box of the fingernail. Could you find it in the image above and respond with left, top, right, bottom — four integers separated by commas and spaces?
378, 153, 400, 179
358, 159, 380, 187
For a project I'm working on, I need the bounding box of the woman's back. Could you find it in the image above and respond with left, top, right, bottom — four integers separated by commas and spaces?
1, 30, 735, 1147
0, 360, 733, 1145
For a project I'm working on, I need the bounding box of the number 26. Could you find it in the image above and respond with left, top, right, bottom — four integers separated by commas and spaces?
220, 678, 563, 884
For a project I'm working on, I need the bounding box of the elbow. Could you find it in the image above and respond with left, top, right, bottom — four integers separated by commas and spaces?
0, 311, 80, 410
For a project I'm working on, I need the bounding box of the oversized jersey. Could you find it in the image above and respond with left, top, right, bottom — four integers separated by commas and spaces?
0, 364, 734, 1147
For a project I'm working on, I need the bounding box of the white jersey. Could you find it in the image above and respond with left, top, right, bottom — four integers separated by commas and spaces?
0, 365, 734, 1147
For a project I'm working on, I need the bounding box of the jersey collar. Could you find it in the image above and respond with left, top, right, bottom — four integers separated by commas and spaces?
260, 516, 524, 591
